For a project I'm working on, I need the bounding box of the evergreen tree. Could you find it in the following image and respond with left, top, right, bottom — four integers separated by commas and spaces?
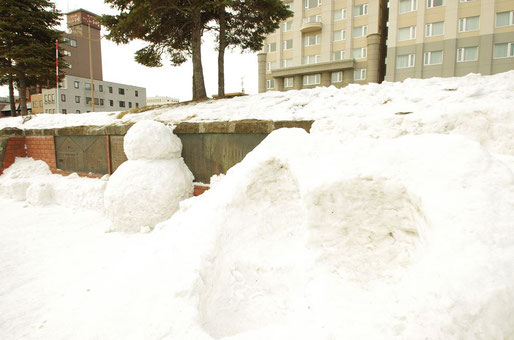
214, 0, 292, 98
102, 0, 215, 101
0, 0, 65, 116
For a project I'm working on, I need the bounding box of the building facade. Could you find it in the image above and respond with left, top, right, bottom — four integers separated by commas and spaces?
147, 96, 180, 106
258, 0, 389, 92
386, 0, 514, 81
41, 75, 146, 114
61, 9, 103, 81
29, 9, 148, 114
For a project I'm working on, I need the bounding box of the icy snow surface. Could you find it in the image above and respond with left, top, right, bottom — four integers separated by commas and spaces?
1, 72, 514, 339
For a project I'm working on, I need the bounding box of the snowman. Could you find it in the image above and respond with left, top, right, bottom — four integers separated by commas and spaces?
104, 120, 194, 232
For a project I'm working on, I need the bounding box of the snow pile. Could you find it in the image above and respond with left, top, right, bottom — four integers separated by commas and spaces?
104, 120, 194, 232
0, 158, 107, 210
0, 72, 513, 339
153, 128, 514, 339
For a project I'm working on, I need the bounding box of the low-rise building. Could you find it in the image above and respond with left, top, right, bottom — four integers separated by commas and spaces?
40, 75, 146, 114
146, 96, 180, 106
31, 94, 44, 114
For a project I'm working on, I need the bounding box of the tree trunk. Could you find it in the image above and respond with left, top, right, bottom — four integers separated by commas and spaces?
18, 72, 28, 116
217, 6, 227, 98
8, 73, 16, 117
191, 6, 207, 100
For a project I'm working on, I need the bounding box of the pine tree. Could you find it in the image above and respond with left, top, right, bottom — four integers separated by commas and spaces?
103, 0, 216, 101
0, 0, 65, 116
214, 0, 292, 98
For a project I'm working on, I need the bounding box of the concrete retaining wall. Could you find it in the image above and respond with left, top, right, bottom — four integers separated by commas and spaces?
0, 120, 313, 186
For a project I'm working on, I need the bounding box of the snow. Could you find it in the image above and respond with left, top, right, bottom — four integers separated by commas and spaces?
1, 72, 514, 339
104, 121, 194, 232
123, 120, 183, 160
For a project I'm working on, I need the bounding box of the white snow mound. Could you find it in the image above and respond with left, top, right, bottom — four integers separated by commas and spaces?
124, 120, 182, 160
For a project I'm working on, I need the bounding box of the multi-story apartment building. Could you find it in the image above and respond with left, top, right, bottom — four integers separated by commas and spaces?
386, 0, 514, 81
258, 0, 389, 92
41, 75, 146, 114
30, 9, 148, 114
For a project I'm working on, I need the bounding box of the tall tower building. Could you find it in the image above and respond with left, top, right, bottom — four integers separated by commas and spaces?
386, 0, 514, 81
62, 9, 103, 81
258, 0, 389, 93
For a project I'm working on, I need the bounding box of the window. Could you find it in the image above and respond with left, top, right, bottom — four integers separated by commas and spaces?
267, 43, 277, 52
69, 39, 77, 47
396, 54, 415, 68
303, 74, 320, 85
266, 61, 276, 71
333, 50, 345, 61
109, 100, 114, 107
119, 101, 126, 107
75, 96, 80, 103
304, 34, 321, 46
334, 9, 347, 21
399, 0, 417, 13
333, 30, 346, 41
493, 42, 514, 59
99, 85, 103, 92
62, 109, 67, 114
76, 110, 80, 113
136, 103, 139, 108
129, 102, 132, 108
303, 54, 320, 64
456, 46, 478, 62
282, 21, 293, 32
352, 47, 367, 59
61, 94, 66, 102
74, 81, 79, 89
283, 39, 293, 50
86, 97, 91, 105
284, 77, 294, 88
85, 83, 91, 90
109, 86, 113, 93
424, 50, 443, 65
33, 101, 38, 108
460, 0, 473, 2
353, 25, 368, 38
353, 4, 368, 17
398, 26, 416, 41
459, 16, 479, 32
119, 88, 125, 95
495, 11, 514, 28
63, 50, 72, 57
266, 79, 275, 89
135, 90, 139, 97
304, 15, 321, 23
331, 71, 342, 83
282, 59, 293, 68
100, 99, 104, 106
427, 0, 444, 8
305, 0, 321, 10
354, 69, 366, 80
426, 21, 444, 37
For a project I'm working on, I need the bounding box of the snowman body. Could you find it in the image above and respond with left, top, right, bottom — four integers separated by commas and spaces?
104, 120, 194, 232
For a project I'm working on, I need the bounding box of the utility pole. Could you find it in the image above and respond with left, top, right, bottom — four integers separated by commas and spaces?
56, 39, 60, 114
88, 23, 95, 112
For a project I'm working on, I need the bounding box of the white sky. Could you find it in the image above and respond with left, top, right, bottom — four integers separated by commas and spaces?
0, 0, 259, 102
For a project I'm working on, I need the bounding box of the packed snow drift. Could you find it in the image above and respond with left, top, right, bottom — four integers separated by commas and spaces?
1, 72, 513, 339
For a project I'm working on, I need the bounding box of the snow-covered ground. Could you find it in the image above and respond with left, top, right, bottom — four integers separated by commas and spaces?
1, 73, 514, 339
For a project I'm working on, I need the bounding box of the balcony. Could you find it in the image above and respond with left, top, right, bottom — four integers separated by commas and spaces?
300, 16, 323, 33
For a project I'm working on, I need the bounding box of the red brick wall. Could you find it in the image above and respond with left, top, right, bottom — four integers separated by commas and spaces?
25, 137, 57, 172
1, 137, 27, 174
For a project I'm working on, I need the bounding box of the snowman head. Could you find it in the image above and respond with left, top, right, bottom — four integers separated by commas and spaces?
124, 120, 182, 160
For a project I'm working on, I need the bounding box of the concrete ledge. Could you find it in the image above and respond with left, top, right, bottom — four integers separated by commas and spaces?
0, 120, 314, 137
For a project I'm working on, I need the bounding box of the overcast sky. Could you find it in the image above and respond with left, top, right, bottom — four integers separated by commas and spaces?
0, 0, 259, 101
